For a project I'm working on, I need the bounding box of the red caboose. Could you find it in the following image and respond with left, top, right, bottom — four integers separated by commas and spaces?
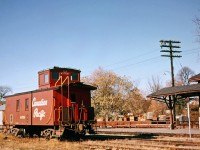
4, 67, 96, 139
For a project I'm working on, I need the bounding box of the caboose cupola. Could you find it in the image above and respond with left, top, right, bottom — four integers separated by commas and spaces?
38, 66, 81, 89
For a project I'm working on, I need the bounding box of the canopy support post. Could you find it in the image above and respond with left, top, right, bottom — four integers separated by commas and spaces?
169, 96, 174, 129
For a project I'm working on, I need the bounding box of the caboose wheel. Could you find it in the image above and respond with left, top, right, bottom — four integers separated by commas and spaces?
11, 128, 20, 136
45, 133, 51, 140
41, 129, 55, 140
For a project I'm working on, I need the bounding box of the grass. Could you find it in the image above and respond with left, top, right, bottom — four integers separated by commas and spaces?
0, 133, 80, 150
1, 132, 200, 150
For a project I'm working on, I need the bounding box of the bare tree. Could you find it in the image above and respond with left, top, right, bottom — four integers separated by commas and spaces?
194, 16, 200, 42
147, 76, 162, 93
146, 76, 167, 117
176, 66, 195, 85
0, 86, 12, 101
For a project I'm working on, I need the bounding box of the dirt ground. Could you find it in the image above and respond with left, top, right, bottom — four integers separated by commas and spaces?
0, 132, 200, 150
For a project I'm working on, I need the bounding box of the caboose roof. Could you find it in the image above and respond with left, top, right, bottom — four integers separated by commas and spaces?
61, 82, 97, 90
4, 82, 96, 98
38, 66, 81, 73
4, 86, 59, 98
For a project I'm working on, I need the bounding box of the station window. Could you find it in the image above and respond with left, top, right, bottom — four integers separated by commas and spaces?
16, 100, 20, 111
52, 72, 59, 80
44, 74, 49, 83
71, 72, 79, 81
25, 99, 29, 111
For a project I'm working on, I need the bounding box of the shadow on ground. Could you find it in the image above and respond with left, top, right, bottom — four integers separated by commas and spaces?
80, 133, 158, 141
1, 132, 157, 142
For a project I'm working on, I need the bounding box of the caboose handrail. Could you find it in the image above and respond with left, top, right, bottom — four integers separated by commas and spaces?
58, 106, 62, 122
55, 72, 70, 87
62, 76, 69, 85
55, 76, 62, 87
45, 102, 54, 124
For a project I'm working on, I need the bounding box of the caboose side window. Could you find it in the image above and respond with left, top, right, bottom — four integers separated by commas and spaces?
16, 100, 20, 111
71, 72, 79, 81
25, 99, 29, 111
52, 72, 59, 80
44, 74, 49, 83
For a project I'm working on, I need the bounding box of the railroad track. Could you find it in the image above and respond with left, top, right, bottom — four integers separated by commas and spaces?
1, 132, 200, 150
80, 137, 200, 150
96, 130, 200, 138
79, 133, 200, 150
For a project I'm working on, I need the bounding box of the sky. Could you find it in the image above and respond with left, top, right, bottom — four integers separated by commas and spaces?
0, 0, 200, 95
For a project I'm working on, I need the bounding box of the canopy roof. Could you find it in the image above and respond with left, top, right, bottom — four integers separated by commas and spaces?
147, 83, 200, 99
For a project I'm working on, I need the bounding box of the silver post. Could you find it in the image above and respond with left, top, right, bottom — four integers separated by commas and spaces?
187, 101, 191, 139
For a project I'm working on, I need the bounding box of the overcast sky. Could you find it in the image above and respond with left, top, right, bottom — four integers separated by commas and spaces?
0, 0, 200, 95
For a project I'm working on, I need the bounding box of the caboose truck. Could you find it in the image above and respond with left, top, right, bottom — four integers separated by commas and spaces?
4, 67, 96, 139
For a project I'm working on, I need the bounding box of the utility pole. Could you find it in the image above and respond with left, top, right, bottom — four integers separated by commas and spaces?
160, 40, 182, 87
160, 40, 182, 129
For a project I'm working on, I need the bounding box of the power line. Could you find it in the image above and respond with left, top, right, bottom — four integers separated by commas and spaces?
183, 47, 200, 53
104, 49, 158, 68
111, 56, 161, 71
84, 47, 199, 75
182, 49, 200, 55
109, 47, 199, 72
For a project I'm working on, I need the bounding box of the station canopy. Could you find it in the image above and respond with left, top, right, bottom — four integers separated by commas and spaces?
147, 73, 200, 129
147, 73, 200, 102
147, 84, 200, 101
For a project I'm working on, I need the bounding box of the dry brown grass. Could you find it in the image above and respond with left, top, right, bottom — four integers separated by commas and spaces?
1, 133, 200, 150
0, 133, 80, 150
